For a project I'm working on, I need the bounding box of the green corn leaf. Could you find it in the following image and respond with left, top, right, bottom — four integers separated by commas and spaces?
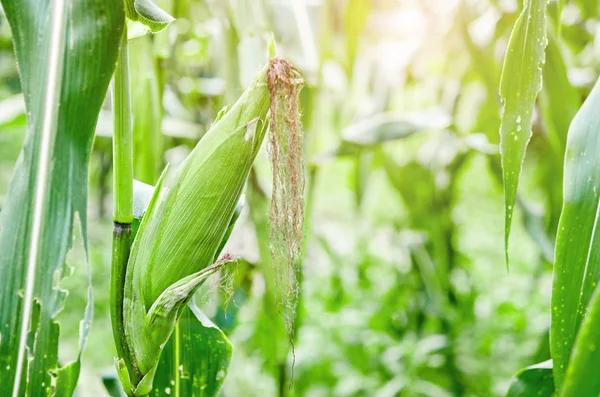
119, 62, 275, 393
150, 303, 233, 397
561, 284, 600, 396
498, 0, 548, 263
146, 261, 227, 341
0, 0, 124, 394
506, 360, 554, 397
124, 0, 174, 33
552, 76, 600, 389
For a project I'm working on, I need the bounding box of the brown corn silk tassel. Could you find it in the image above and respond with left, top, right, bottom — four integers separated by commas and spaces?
267, 58, 304, 332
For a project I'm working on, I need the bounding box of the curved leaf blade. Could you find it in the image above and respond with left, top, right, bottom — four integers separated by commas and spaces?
499, 0, 548, 262
552, 76, 600, 389
506, 360, 554, 397
150, 303, 233, 397
0, 0, 124, 393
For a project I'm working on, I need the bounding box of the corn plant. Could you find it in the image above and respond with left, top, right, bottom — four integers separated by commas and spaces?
0, 0, 304, 394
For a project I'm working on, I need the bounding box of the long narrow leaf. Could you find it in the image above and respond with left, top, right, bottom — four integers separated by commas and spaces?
0, 1, 124, 394
498, 0, 548, 262
551, 76, 600, 388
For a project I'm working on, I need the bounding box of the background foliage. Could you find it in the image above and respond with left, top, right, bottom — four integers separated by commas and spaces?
0, 0, 598, 395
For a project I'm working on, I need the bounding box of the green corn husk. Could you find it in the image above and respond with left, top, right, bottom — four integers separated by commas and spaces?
118, 63, 275, 395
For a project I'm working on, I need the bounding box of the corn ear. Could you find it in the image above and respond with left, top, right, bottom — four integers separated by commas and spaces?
119, 63, 271, 394
134, 71, 269, 309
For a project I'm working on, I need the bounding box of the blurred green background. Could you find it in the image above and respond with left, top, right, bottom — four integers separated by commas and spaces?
0, 0, 595, 395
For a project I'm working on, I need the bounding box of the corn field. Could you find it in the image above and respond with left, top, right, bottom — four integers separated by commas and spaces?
2, 0, 600, 396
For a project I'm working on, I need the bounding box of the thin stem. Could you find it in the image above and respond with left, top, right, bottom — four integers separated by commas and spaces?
110, 26, 139, 394
110, 222, 132, 365
113, 26, 134, 224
